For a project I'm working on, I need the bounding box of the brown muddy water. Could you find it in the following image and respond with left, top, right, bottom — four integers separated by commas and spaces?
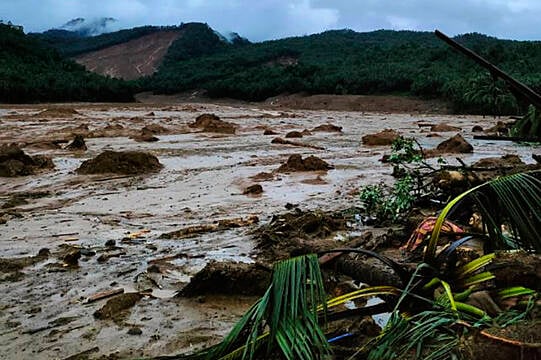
0, 103, 538, 359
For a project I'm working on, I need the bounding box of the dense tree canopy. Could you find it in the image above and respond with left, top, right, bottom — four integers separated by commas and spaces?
0, 24, 134, 103
147, 29, 541, 115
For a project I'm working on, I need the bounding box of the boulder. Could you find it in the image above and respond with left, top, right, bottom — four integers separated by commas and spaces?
77, 151, 163, 175
361, 129, 400, 146
277, 154, 333, 172
190, 113, 236, 134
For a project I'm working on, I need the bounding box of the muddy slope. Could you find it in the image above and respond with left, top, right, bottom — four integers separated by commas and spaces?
74, 30, 182, 80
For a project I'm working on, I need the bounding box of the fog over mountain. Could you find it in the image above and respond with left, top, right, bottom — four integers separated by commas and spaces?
3, 0, 541, 41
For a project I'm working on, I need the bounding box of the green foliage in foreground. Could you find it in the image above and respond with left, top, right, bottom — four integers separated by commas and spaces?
0, 24, 135, 103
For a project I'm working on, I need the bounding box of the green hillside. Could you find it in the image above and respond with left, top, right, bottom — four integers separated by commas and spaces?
0, 24, 134, 103
148, 29, 541, 114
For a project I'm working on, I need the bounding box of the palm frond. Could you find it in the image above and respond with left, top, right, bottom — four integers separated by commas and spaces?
425, 171, 541, 264
204, 254, 330, 360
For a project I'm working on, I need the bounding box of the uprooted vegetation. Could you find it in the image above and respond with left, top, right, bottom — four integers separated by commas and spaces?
173, 170, 541, 360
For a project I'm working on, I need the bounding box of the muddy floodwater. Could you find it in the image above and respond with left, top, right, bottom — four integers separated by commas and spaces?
0, 102, 538, 359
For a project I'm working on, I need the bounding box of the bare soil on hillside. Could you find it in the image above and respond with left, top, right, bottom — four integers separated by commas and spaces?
0, 99, 538, 359
74, 30, 182, 80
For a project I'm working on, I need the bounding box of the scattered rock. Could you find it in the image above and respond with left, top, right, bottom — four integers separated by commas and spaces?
0, 145, 55, 177
62, 248, 81, 267
472, 125, 484, 132
105, 239, 116, 247
277, 154, 333, 172
426, 133, 441, 138
127, 327, 143, 335
142, 124, 169, 134
65, 135, 87, 151
76, 151, 163, 175
430, 123, 462, 132
263, 129, 278, 135
250, 172, 274, 181
361, 129, 400, 146
312, 123, 342, 132
285, 131, 303, 138
190, 113, 236, 134
131, 128, 159, 142
301, 129, 312, 136
243, 184, 263, 195
426, 134, 473, 157
145, 112, 155, 116
0, 248, 50, 282
436, 134, 473, 153
179, 261, 271, 296
93, 293, 143, 320
485, 121, 511, 135
472, 154, 525, 168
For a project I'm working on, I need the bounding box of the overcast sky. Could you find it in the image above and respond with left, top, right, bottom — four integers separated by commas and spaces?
2, 0, 541, 41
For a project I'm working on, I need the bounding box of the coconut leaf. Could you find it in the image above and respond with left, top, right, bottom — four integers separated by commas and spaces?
425, 171, 541, 264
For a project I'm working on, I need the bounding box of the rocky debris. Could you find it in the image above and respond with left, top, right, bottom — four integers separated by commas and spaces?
301, 129, 312, 136
189, 113, 236, 134
285, 131, 303, 138
93, 293, 143, 321
271, 137, 325, 150
34, 108, 80, 118
534, 154, 541, 164
62, 248, 81, 267
263, 129, 278, 135
250, 172, 275, 181
142, 124, 169, 134
76, 151, 163, 175
0, 248, 50, 282
127, 327, 143, 335
0, 145, 55, 177
2, 195, 28, 209
361, 129, 400, 146
430, 123, 462, 132
472, 125, 484, 132
145, 111, 155, 116
277, 154, 333, 172
160, 215, 259, 239
426, 133, 441, 137
425, 134, 473, 157
255, 209, 348, 261
312, 123, 342, 132
243, 184, 263, 195
131, 128, 159, 142
65, 135, 87, 151
485, 121, 512, 135
179, 261, 271, 296
472, 154, 525, 168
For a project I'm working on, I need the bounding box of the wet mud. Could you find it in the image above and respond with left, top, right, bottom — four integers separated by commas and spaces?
0, 102, 539, 359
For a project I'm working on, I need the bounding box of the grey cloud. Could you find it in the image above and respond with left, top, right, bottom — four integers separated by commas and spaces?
1, 0, 540, 40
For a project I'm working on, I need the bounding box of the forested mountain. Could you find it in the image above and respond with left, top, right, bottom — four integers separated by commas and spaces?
0, 24, 134, 103
147, 29, 541, 114
5, 19, 541, 113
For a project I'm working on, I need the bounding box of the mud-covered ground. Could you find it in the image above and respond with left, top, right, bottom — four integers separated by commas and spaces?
0, 101, 539, 359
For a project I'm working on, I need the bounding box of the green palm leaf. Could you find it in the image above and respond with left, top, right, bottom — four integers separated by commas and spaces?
425, 171, 541, 264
